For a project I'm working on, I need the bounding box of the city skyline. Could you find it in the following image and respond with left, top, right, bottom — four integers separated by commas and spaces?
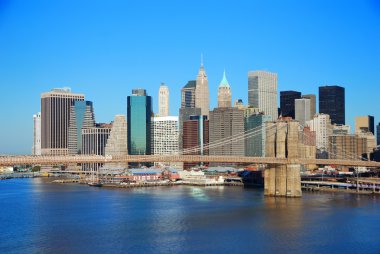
1, 0, 380, 154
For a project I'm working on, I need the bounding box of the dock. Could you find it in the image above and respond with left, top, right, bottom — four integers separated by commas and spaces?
301, 180, 380, 194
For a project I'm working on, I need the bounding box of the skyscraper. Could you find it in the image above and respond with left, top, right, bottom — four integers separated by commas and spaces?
245, 112, 272, 157
319, 85, 345, 125
183, 115, 209, 169
104, 115, 128, 169
295, 98, 311, 126
68, 101, 95, 155
179, 107, 202, 151
195, 61, 210, 117
248, 71, 278, 120
152, 116, 179, 155
32, 112, 41, 155
158, 83, 169, 117
217, 71, 232, 108
377, 123, 380, 145
181, 80, 196, 108
41, 88, 84, 155
82, 124, 112, 171
280, 91, 301, 118
127, 89, 153, 155
307, 114, 332, 151
302, 94, 316, 118
355, 115, 374, 134
151, 116, 179, 167
209, 107, 245, 165
179, 79, 201, 152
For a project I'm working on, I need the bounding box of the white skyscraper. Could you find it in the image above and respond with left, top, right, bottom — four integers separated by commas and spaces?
151, 116, 179, 167
195, 59, 210, 117
248, 71, 278, 120
32, 112, 41, 155
295, 98, 311, 126
158, 83, 169, 117
307, 114, 333, 150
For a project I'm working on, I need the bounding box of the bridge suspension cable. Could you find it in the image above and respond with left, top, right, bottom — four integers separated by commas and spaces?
179, 124, 281, 156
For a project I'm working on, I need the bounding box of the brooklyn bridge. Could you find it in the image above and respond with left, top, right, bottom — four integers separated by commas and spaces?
2, 121, 379, 198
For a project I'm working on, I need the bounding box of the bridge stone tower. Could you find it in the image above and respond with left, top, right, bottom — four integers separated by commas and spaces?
264, 120, 302, 197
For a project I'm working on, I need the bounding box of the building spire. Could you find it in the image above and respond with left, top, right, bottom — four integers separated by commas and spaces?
201, 53, 203, 67
219, 70, 230, 88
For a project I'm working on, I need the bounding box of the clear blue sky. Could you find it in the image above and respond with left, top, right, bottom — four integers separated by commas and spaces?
0, 0, 379, 154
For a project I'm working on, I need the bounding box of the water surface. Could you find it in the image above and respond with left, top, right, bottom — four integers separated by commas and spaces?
1, 178, 379, 254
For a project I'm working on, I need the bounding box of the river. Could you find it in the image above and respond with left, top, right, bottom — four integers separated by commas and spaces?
0, 178, 379, 254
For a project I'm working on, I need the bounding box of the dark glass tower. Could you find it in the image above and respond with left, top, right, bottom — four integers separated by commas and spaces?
280, 91, 301, 118
319, 86, 345, 125
68, 100, 95, 155
127, 89, 152, 155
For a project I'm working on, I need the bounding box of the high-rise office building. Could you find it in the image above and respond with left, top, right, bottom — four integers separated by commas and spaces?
68, 101, 95, 155
32, 112, 41, 155
355, 115, 374, 134
127, 89, 152, 155
104, 115, 128, 169
295, 98, 311, 126
152, 116, 179, 156
82, 124, 112, 170
183, 115, 209, 169
209, 107, 245, 165
307, 114, 333, 151
181, 80, 196, 108
217, 71, 232, 108
180, 80, 201, 152
41, 87, 84, 155
377, 123, 380, 145
319, 85, 345, 125
179, 107, 202, 151
195, 61, 210, 117
245, 112, 272, 157
248, 71, 278, 120
151, 116, 180, 168
302, 94, 316, 118
280, 91, 301, 118
158, 83, 169, 117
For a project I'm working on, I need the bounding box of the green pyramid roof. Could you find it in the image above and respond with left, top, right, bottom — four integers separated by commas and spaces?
219, 70, 230, 88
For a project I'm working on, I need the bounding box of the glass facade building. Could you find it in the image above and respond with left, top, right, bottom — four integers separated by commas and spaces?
245, 113, 272, 157
127, 90, 152, 155
319, 86, 345, 125
181, 80, 196, 108
248, 71, 278, 120
280, 91, 301, 118
68, 100, 95, 155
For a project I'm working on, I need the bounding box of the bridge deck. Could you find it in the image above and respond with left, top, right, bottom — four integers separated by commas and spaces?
1, 155, 380, 167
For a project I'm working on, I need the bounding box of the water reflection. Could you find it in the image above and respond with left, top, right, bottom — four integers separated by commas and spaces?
189, 187, 210, 202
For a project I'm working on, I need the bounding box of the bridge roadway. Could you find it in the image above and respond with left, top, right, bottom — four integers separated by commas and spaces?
1, 155, 380, 167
